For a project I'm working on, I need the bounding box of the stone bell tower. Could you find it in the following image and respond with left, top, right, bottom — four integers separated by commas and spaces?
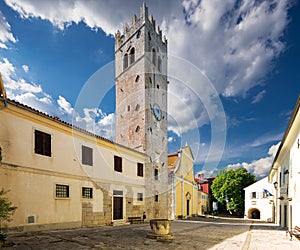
115, 3, 168, 219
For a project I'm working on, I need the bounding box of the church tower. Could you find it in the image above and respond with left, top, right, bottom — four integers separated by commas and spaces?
115, 3, 168, 219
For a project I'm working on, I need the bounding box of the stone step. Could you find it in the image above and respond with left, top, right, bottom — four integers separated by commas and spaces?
110, 220, 130, 226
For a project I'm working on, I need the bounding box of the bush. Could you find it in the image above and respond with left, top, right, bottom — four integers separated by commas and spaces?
0, 189, 17, 243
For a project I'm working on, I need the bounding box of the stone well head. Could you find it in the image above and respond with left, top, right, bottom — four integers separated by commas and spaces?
149, 219, 171, 235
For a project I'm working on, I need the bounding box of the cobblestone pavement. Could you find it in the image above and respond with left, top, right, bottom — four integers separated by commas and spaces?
3, 218, 300, 249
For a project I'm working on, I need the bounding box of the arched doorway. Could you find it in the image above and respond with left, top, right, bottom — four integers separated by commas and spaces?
248, 208, 260, 219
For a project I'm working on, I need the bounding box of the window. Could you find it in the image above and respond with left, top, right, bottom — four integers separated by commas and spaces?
113, 190, 123, 196
157, 56, 162, 71
56, 184, 69, 198
135, 104, 140, 111
137, 193, 143, 201
82, 187, 93, 199
154, 169, 158, 180
136, 29, 141, 38
279, 172, 282, 186
127, 105, 130, 112
154, 195, 158, 202
114, 155, 122, 172
152, 48, 156, 66
135, 126, 140, 133
123, 53, 128, 70
135, 75, 140, 82
251, 192, 256, 199
82, 145, 93, 166
137, 163, 143, 177
129, 47, 135, 64
35, 130, 51, 157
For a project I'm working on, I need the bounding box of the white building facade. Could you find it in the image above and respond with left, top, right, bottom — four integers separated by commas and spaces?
244, 177, 274, 221
269, 96, 300, 229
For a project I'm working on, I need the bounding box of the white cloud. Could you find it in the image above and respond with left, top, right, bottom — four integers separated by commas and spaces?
168, 137, 174, 143
195, 168, 218, 179
74, 108, 115, 140
57, 95, 73, 115
0, 57, 43, 94
252, 90, 266, 104
226, 142, 280, 178
166, 0, 290, 98
250, 132, 283, 147
0, 10, 16, 49
22, 64, 29, 73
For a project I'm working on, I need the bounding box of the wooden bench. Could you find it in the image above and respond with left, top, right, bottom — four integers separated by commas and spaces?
128, 216, 142, 224
286, 225, 300, 240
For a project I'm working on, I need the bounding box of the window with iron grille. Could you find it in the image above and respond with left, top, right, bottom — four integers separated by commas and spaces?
55, 184, 69, 198
35, 130, 51, 157
82, 145, 93, 166
137, 163, 143, 177
137, 193, 143, 201
82, 187, 93, 199
114, 155, 122, 172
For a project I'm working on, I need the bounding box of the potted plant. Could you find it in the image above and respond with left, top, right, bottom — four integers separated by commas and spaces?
0, 189, 17, 247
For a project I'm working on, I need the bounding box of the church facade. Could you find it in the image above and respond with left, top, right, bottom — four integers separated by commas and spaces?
0, 3, 169, 232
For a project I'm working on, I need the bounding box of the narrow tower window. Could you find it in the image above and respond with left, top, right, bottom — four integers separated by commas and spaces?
152, 48, 156, 66
158, 56, 162, 71
135, 126, 140, 133
154, 169, 158, 180
129, 47, 135, 64
135, 75, 140, 82
123, 53, 128, 70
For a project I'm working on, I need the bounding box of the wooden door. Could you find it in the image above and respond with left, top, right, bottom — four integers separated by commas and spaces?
113, 197, 123, 220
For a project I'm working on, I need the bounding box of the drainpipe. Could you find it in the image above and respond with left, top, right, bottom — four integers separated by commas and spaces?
182, 181, 184, 217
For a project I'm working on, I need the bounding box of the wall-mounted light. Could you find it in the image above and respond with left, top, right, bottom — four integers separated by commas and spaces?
273, 181, 278, 189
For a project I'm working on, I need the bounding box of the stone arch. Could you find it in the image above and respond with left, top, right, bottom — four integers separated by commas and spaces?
248, 208, 261, 219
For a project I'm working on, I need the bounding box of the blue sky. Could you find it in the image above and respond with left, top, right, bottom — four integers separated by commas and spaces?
0, 0, 299, 178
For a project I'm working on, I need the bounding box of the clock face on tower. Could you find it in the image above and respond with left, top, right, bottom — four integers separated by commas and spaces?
153, 103, 162, 121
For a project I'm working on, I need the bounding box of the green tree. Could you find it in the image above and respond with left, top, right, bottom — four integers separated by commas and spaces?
0, 189, 17, 243
211, 168, 256, 216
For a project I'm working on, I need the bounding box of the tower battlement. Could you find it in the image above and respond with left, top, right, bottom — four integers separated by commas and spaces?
115, 3, 167, 50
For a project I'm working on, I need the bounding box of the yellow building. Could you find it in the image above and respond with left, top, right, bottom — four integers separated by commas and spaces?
168, 146, 197, 219
0, 95, 149, 231
197, 191, 209, 215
